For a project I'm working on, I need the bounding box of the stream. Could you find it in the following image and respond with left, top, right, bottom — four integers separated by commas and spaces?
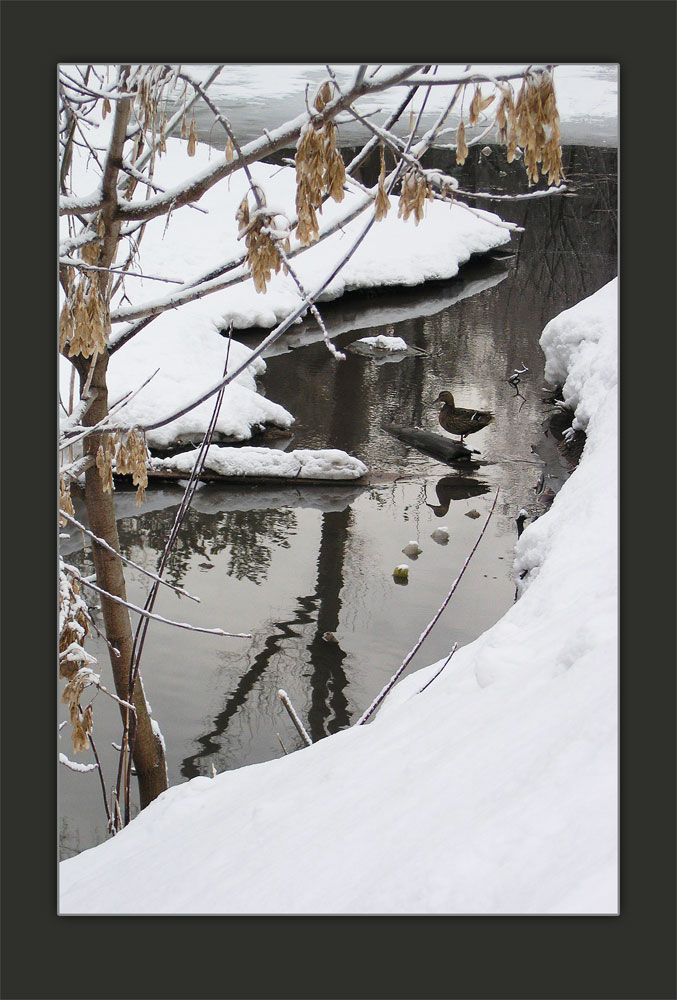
59, 144, 617, 861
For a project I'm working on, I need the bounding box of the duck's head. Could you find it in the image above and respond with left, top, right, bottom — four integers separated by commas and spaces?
433, 390, 456, 406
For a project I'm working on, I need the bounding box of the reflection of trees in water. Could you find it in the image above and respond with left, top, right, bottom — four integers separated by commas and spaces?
481, 146, 617, 331
305, 507, 351, 742
115, 506, 296, 587
181, 507, 353, 777
181, 593, 319, 778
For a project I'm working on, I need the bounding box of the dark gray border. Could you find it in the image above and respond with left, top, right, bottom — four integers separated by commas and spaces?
2, 2, 675, 998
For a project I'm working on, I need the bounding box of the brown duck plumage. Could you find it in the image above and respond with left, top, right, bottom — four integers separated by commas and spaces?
433, 390, 493, 441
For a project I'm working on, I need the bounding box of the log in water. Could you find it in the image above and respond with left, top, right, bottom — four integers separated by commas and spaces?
385, 424, 479, 463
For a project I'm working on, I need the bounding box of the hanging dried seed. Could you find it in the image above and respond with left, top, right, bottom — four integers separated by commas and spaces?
456, 120, 468, 165
187, 117, 197, 157
468, 85, 481, 126
314, 81, 332, 113
225, 137, 235, 162
374, 145, 390, 221
102, 97, 111, 119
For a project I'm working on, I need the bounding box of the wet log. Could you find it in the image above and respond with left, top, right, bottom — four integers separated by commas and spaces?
385, 424, 479, 463
119, 469, 368, 487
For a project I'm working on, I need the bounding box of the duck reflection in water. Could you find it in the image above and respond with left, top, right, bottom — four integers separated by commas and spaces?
426, 474, 491, 516
433, 390, 493, 442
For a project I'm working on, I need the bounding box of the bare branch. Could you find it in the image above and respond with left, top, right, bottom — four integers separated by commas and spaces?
101, 65, 423, 226
417, 644, 458, 695
63, 566, 251, 638
59, 255, 185, 284
391, 67, 553, 88
59, 509, 200, 603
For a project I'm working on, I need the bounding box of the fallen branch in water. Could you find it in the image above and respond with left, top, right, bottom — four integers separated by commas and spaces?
278, 689, 313, 747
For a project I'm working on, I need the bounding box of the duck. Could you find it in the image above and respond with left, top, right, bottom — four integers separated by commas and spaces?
433, 390, 493, 441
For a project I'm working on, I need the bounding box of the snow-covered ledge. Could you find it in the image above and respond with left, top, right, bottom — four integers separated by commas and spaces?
60, 280, 618, 916
150, 446, 368, 481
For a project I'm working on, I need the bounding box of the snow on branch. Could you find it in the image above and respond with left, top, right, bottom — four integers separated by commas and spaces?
59, 753, 99, 774
103, 65, 423, 226
59, 509, 200, 603
62, 564, 251, 639
392, 66, 554, 88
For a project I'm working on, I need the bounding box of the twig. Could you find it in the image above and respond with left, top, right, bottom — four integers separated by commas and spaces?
64, 568, 250, 637
59, 256, 185, 284
87, 730, 112, 828
357, 489, 500, 725
278, 689, 312, 747
58, 368, 159, 451
59, 510, 200, 602
121, 339, 235, 822
417, 643, 458, 695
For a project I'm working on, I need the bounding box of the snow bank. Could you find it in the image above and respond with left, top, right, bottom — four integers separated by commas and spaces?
540, 278, 618, 433
150, 446, 368, 480
61, 118, 511, 446
60, 279, 617, 916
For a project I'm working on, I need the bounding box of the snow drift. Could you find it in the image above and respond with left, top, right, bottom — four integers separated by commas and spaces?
60, 278, 618, 915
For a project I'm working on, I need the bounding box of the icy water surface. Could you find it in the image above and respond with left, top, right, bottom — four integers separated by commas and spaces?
59, 146, 616, 860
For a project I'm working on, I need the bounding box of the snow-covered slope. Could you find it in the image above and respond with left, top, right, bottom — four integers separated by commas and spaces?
60, 279, 618, 915
60, 111, 511, 449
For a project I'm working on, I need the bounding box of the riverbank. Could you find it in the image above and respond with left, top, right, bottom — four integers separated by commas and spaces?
60, 278, 618, 914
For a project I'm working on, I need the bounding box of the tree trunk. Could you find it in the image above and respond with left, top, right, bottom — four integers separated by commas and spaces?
80, 354, 168, 808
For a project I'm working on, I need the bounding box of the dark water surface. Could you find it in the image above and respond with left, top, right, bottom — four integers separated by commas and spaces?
59, 146, 617, 860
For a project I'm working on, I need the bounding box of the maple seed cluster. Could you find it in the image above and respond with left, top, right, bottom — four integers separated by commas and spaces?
96, 429, 149, 505
61, 672, 95, 753
398, 168, 433, 225
294, 81, 346, 246
59, 269, 109, 360
237, 196, 290, 295
59, 560, 97, 753
514, 71, 564, 186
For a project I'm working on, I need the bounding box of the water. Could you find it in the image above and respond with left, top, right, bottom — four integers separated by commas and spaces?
59, 145, 616, 860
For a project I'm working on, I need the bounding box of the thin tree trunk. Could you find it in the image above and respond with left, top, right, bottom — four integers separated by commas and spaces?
79, 354, 168, 808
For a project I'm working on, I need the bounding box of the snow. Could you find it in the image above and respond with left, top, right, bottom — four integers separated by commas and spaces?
59, 754, 98, 775
354, 335, 409, 352
539, 278, 618, 434
189, 64, 617, 146
60, 277, 617, 915
150, 446, 368, 481
60, 104, 512, 447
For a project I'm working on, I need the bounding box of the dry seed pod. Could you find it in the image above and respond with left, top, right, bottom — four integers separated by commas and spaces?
469, 85, 482, 126
456, 120, 468, 165
59, 300, 74, 353
236, 195, 251, 234
314, 81, 332, 113
59, 476, 74, 527
225, 137, 235, 162
102, 97, 111, 119
187, 118, 197, 156
374, 146, 390, 221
